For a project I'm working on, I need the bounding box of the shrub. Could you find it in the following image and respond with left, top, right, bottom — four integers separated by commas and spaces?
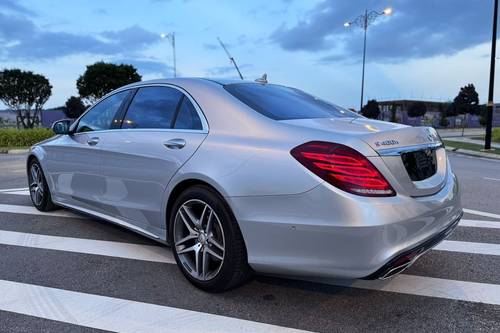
0, 128, 54, 147
493, 128, 500, 143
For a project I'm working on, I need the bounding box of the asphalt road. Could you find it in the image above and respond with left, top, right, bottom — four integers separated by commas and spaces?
0, 152, 499, 332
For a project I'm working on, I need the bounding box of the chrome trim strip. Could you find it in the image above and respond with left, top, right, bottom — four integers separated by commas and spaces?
71, 83, 209, 134
53, 201, 160, 239
377, 142, 443, 156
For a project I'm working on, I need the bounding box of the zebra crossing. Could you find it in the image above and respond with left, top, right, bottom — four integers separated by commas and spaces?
0, 188, 499, 332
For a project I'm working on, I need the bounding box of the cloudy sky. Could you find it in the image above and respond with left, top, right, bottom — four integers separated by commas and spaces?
0, 0, 496, 109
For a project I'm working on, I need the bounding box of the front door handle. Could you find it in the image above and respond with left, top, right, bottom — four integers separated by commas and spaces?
87, 137, 99, 146
164, 138, 186, 149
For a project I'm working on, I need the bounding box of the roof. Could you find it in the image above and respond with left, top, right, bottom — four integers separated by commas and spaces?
121, 77, 254, 90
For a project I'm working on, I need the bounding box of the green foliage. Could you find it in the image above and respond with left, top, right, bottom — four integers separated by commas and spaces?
0, 69, 52, 129
77, 62, 141, 104
361, 99, 380, 119
453, 83, 479, 115
0, 128, 53, 147
493, 128, 500, 142
64, 96, 86, 119
407, 101, 427, 118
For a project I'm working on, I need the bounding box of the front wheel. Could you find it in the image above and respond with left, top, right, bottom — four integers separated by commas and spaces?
28, 159, 57, 212
169, 185, 252, 292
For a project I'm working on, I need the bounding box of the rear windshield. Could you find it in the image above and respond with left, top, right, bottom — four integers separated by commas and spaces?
224, 83, 357, 120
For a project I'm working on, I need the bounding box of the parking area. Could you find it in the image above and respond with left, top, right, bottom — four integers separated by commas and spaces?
0, 152, 499, 332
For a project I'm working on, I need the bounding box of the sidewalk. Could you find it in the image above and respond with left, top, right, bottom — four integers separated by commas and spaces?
437, 128, 485, 138
445, 136, 500, 149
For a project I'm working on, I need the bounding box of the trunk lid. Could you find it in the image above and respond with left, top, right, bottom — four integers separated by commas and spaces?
281, 117, 446, 197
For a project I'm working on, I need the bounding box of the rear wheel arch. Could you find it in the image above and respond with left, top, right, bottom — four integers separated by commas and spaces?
165, 179, 239, 242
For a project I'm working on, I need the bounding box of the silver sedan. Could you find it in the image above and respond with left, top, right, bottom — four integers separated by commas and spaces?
27, 78, 462, 291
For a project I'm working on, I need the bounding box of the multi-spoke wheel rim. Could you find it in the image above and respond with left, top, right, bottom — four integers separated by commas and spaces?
173, 199, 225, 281
29, 163, 44, 206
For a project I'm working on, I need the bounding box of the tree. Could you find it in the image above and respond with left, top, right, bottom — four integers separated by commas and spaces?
64, 96, 86, 119
453, 83, 479, 115
453, 84, 480, 132
407, 101, 427, 118
77, 62, 141, 104
361, 99, 380, 119
0, 69, 52, 129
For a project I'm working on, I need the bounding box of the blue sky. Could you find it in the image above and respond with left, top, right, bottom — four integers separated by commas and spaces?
0, 0, 496, 109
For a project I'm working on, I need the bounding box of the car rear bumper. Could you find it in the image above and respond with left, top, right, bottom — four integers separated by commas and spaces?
228, 170, 461, 279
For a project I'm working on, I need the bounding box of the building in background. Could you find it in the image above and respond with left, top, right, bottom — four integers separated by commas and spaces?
0, 107, 66, 128
378, 99, 500, 128
40, 107, 66, 128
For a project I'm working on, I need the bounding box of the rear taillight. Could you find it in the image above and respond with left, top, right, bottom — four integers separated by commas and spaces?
291, 141, 395, 197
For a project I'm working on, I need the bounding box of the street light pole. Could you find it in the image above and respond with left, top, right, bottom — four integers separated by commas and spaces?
345, 7, 392, 112
160, 32, 176, 78
485, 0, 498, 150
360, 10, 368, 113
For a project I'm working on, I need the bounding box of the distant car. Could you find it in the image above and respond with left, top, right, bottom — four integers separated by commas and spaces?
27, 78, 462, 291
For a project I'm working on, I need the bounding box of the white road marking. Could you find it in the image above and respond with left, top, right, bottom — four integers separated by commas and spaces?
0, 279, 309, 333
314, 274, 500, 306
0, 204, 84, 219
0, 204, 500, 257
483, 177, 500, 182
463, 208, 500, 220
2, 203, 500, 228
460, 219, 500, 229
434, 240, 500, 256
0, 230, 174, 263
0, 187, 29, 193
0, 190, 30, 196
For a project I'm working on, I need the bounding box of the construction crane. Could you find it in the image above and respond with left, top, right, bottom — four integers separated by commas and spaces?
217, 37, 244, 80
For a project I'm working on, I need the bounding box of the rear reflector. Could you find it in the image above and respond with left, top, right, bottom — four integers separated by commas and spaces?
291, 141, 395, 197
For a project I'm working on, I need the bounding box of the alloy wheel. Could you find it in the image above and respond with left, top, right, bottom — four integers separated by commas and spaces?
29, 163, 44, 206
173, 199, 225, 281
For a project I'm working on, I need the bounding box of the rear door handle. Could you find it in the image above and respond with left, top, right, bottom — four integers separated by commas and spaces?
87, 137, 99, 146
164, 138, 186, 149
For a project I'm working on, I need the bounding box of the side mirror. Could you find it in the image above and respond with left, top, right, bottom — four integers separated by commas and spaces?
52, 119, 72, 135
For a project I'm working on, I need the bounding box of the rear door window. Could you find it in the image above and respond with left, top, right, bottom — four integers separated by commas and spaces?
122, 86, 183, 129
224, 83, 356, 120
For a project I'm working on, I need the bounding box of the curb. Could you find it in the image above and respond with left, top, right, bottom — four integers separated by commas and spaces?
445, 146, 500, 160
0, 148, 29, 154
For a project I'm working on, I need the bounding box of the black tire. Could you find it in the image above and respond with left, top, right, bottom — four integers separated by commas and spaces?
169, 185, 252, 292
28, 159, 57, 212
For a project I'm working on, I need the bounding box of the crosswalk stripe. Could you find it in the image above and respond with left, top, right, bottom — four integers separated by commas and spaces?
0, 204, 84, 218
0, 190, 30, 196
0, 230, 175, 263
1, 204, 500, 231
0, 187, 28, 193
434, 240, 500, 256
0, 279, 309, 333
460, 219, 500, 229
312, 274, 500, 306
1, 228, 499, 266
463, 208, 500, 220
2, 229, 500, 309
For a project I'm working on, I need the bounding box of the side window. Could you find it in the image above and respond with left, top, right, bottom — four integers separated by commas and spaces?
76, 90, 129, 133
122, 87, 182, 129
173, 97, 203, 130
